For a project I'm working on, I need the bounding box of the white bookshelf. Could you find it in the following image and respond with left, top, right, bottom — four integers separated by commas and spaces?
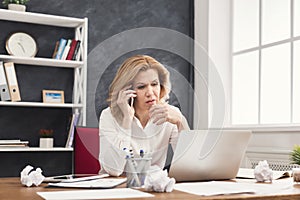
0, 9, 88, 178
0, 55, 83, 68
0, 9, 85, 27
0, 9, 88, 152
0, 9, 87, 125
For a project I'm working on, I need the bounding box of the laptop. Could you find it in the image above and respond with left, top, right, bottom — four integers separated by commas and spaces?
169, 129, 252, 182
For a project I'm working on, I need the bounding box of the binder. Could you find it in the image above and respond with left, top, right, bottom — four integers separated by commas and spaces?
0, 61, 11, 101
4, 62, 21, 102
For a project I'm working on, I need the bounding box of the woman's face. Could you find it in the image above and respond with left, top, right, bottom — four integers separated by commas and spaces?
132, 68, 161, 112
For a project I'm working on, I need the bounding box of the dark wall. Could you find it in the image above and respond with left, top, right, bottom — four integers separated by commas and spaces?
0, 0, 194, 145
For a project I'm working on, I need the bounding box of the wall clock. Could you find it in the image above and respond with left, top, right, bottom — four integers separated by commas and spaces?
5, 32, 38, 57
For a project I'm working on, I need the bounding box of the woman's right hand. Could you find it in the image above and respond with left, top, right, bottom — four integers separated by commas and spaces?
117, 85, 136, 128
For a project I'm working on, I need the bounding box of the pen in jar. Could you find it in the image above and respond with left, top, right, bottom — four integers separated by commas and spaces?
139, 149, 144, 158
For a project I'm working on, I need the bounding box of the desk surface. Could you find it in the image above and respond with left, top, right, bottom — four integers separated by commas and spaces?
1, 177, 300, 200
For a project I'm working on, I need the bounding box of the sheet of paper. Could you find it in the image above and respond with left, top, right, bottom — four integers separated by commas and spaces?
236, 178, 293, 195
37, 188, 154, 200
174, 181, 256, 196
237, 168, 291, 180
175, 179, 294, 196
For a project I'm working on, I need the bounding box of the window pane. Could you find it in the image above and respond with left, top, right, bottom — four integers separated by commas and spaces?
261, 43, 291, 123
295, 0, 300, 37
262, 0, 290, 45
232, 52, 259, 124
233, 0, 259, 52
293, 41, 300, 122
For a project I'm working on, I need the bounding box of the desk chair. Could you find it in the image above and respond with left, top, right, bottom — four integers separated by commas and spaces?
74, 126, 101, 174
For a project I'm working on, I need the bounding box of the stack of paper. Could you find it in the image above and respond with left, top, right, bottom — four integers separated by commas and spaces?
0, 140, 29, 148
37, 188, 153, 200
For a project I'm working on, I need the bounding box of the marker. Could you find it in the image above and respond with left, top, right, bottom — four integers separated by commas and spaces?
139, 149, 144, 158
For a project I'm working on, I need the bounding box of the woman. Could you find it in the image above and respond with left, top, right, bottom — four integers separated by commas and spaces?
99, 55, 189, 176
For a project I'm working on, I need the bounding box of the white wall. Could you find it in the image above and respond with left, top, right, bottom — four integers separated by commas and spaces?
208, 0, 231, 127
194, 0, 208, 129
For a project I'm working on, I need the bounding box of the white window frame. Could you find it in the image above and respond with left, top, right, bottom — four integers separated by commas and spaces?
231, 0, 300, 130
195, 0, 300, 132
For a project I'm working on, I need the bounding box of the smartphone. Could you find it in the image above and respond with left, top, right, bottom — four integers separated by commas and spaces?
128, 97, 134, 107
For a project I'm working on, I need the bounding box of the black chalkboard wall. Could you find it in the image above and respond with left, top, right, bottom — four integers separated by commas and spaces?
0, 0, 194, 146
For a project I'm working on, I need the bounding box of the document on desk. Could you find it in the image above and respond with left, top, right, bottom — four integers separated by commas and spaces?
237, 168, 291, 179
47, 177, 127, 189
37, 188, 154, 200
174, 181, 256, 196
174, 179, 293, 196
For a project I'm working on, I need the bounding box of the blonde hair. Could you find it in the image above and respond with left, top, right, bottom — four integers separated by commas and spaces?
108, 55, 171, 123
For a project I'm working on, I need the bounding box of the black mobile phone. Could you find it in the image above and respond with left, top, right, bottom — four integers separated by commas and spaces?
128, 97, 134, 106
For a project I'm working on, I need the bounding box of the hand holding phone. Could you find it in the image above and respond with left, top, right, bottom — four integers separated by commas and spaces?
118, 85, 136, 115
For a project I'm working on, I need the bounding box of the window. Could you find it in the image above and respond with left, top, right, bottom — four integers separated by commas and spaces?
232, 0, 300, 125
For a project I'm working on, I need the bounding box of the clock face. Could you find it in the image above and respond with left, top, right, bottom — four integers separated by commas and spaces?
6, 32, 37, 57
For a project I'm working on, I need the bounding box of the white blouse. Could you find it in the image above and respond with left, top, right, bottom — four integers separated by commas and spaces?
98, 107, 180, 176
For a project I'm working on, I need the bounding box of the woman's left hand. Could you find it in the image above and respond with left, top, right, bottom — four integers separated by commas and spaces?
149, 103, 182, 126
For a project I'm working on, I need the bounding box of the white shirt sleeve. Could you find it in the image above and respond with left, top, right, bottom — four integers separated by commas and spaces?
98, 108, 131, 176
169, 125, 179, 151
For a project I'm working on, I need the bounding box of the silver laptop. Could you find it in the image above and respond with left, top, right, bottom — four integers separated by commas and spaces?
169, 129, 252, 182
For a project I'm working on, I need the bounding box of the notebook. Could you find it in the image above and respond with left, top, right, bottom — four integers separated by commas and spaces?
44, 174, 108, 183
169, 129, 252, 182
47, 175, 127, 189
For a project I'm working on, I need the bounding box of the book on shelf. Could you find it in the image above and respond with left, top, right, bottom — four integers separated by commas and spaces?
52, 41, 60, 59
0, 139, 29, 148
71, 40, 81, 61
66, 39, 78, 60
65, 112, 80, 148
52, 38, 81, 61
61, 39, 72, 60
55, 38, 67, 60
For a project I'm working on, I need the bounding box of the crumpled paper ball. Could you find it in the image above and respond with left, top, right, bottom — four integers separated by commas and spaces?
20, 165, 45, 187
144, 165, 175, 192
254, 160, 273, 182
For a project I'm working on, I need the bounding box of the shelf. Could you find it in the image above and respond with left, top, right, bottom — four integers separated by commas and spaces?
0, 147, 73, 152
0, 101, 83, 108
0, 9, 87, 161
0, 9, 85, 28
0, 55, 83, 68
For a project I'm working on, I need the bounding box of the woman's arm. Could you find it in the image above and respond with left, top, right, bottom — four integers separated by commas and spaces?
99, 108, 131, 176
99, 86, 136, 176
